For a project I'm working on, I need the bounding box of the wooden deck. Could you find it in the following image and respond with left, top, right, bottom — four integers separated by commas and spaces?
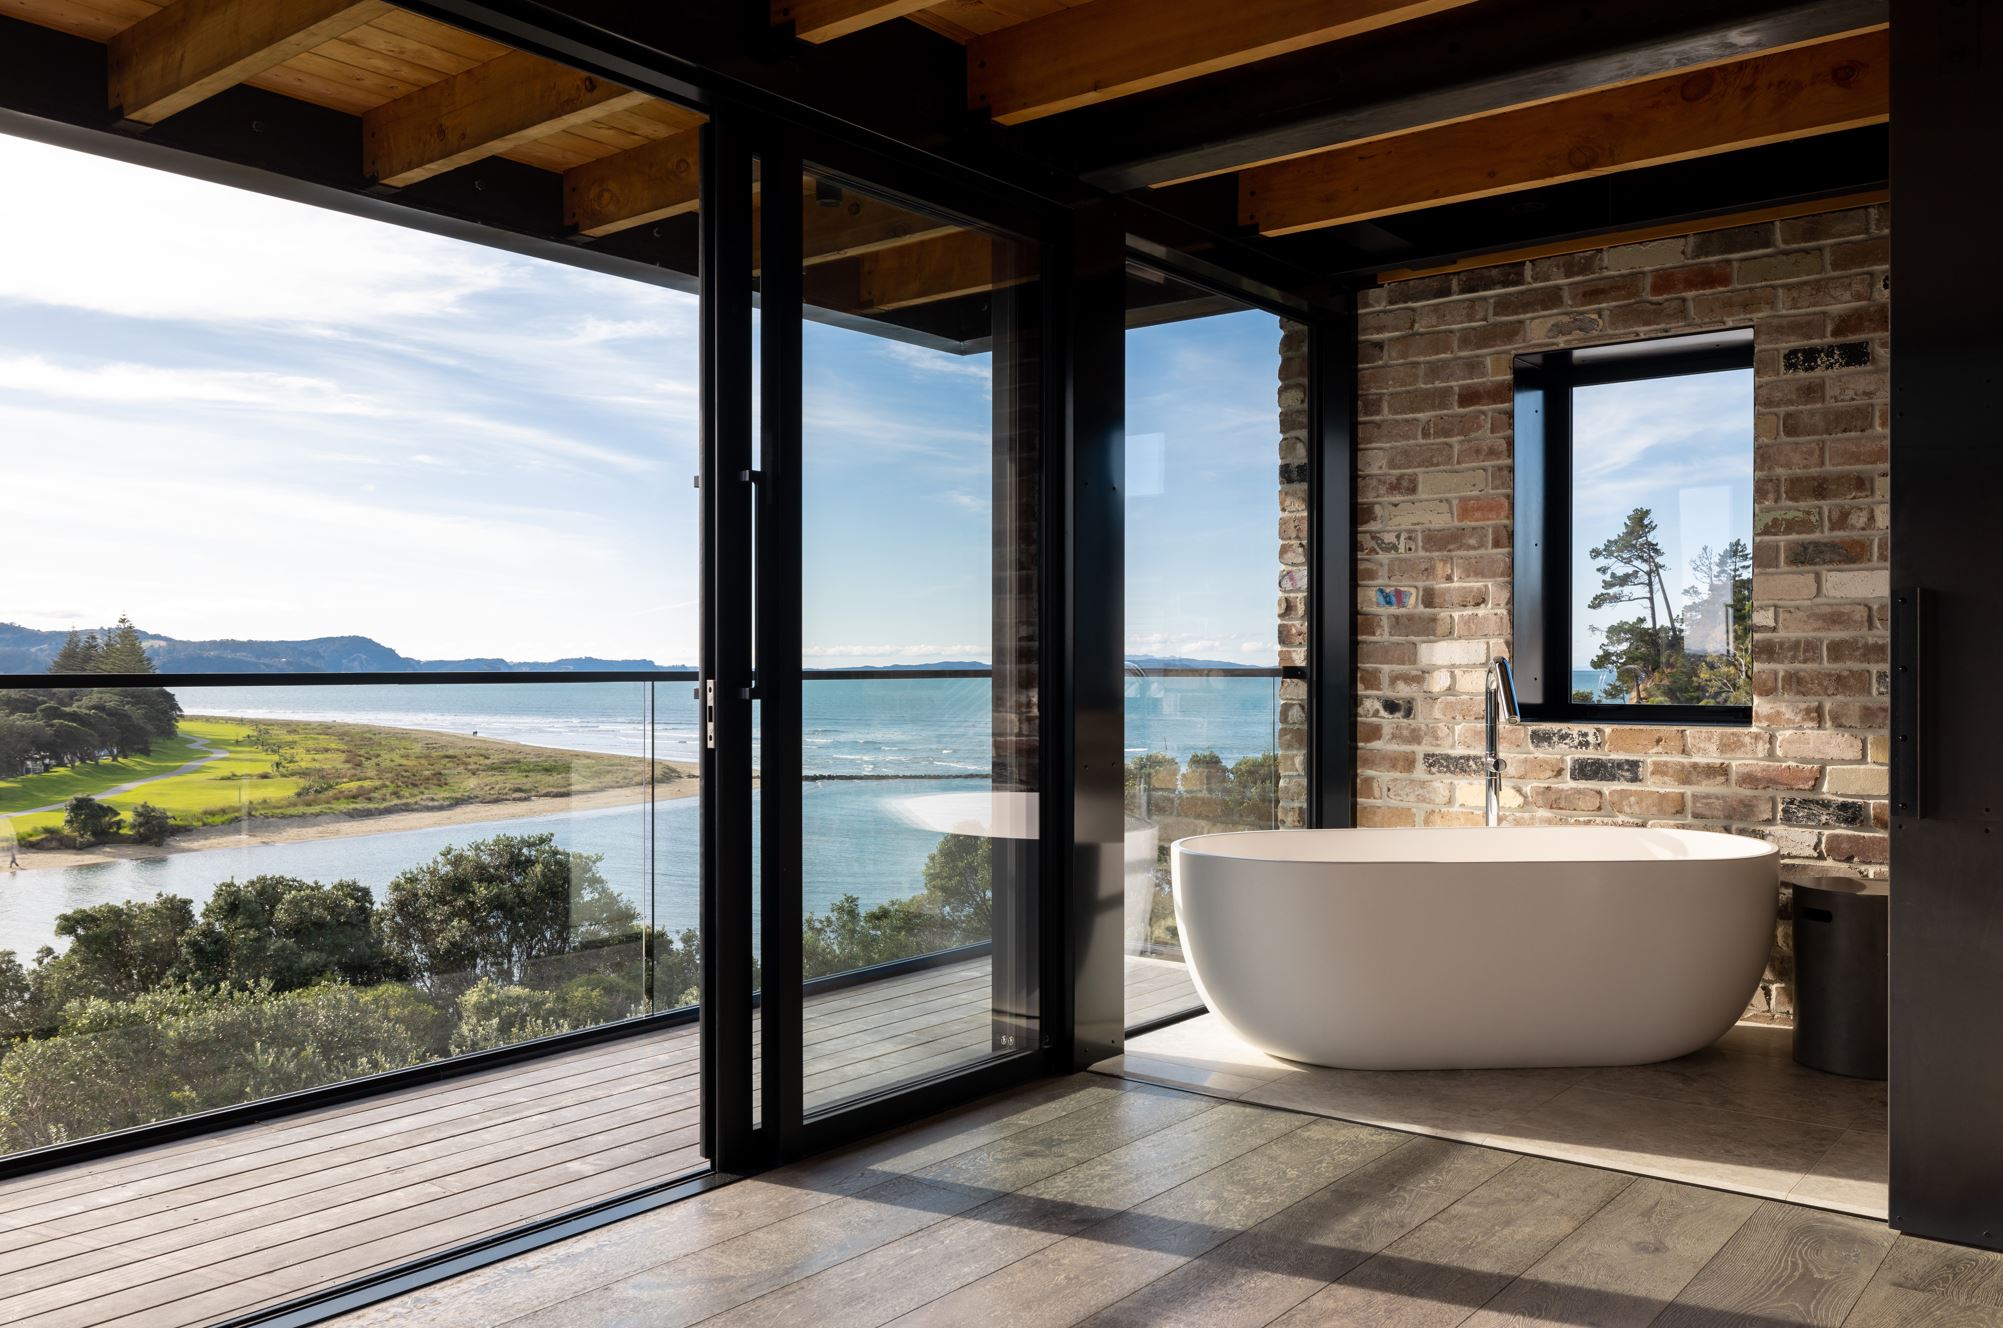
0, 955, 1197, 1328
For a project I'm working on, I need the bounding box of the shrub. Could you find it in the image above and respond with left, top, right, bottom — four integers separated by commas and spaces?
62, 795, 122, 846
377, 834, 639, 995
0, 982, 445, 1151
128, 803, 172, 846
173, 875, 399, 993
448, 972, 640, 1056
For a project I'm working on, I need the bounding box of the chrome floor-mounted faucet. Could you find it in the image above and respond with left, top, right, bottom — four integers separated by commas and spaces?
1485, 657, 1521, 827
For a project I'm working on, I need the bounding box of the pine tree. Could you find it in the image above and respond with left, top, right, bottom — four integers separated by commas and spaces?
49, 630, 101, 675
96, 616, 155, 675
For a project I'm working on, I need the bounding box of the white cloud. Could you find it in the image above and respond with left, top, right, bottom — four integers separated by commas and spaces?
877, 340, 993, 386
803, 643, 989, 660
0, 135, 520, 327
0, 354, 377, 412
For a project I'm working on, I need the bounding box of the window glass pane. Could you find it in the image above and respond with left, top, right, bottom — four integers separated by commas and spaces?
796, 171, 1041, 1113
1569, 367, 1755, 706
1123, 269, 1295, 1030
0, 90, 704, 1171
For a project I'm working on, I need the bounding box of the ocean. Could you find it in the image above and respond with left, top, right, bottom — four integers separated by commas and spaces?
1571, 668, 1619, 701
1, 675, 1279, 956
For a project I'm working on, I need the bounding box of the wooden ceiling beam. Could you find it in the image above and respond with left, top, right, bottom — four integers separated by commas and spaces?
772, 0, 935, 44
803, 229, 997, 314
794, 189, 961, 266
108, 0, 390, 124
563, 129, 702, 236
364, 48, 653, 187
968, 0, 1478, 126
1239, 29, 1889, 237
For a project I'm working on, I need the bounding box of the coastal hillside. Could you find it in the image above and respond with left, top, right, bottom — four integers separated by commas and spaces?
0, 623, 688, 675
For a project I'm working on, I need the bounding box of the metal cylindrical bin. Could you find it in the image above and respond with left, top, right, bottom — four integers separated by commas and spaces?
1792, 876, 1889, 1080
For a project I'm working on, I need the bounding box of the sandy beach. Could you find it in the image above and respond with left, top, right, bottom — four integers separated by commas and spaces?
6, 776, 697, 873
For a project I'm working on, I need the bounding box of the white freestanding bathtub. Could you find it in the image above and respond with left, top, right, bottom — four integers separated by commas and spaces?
1172, 826, 1779, 1070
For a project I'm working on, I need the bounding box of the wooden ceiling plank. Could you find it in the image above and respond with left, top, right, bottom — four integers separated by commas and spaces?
0, 0, 161, 43
309, 34, 453, 85
279, 45, 424, 100
563, 129, 703, 237
108, 0, 390, 123
500, 137, 595, 171
337, 23, 489, 77
628, 98, 706, 132
968, 0, 1478, 124
363, 47, 654, 186
1239, 29, 1890, 236
244, 61, 381, 113
369, 7, 507, 62
774, 0, 935, 44
562, 121, 655, 153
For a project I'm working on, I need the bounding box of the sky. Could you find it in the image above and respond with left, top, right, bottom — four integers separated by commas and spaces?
1570, 368, 1755, 671
0, 131, 1285, 668
1125, 309, 1289, 666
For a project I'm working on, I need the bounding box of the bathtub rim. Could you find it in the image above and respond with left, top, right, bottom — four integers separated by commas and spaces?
1171, 824, 1780, 868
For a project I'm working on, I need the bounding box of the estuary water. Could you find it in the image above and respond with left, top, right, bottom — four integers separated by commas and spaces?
2, 675, 1280, 957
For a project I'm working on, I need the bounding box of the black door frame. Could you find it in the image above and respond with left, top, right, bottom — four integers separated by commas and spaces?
701, 103, 1085, 1167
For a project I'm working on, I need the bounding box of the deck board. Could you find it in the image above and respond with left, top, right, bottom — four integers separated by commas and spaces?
0, 954, 1198, 1327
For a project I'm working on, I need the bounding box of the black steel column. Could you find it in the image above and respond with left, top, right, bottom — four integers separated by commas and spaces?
759, 145, 806, 1158
699, 115, 758, 1172
1061, 199, 1128, 1069
1888, 0, 2003, 1252
1308, 290, 1359, 830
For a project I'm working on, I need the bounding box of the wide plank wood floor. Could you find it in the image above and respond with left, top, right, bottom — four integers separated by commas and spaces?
0, 955, 1199, 1328
327, 1074, 1991, 1328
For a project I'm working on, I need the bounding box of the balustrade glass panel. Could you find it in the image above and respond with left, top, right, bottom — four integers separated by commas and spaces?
0, 679, 700, 1162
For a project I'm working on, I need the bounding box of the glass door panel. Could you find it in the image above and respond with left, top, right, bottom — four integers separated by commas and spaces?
1123, 265, 1295, 1030
790, 169, 1044, 1115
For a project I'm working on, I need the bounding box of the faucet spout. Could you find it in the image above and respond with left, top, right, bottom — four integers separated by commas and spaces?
1484, 657, 1520, 827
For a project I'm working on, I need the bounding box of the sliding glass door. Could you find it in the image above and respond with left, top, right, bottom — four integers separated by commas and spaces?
703, 136, 1052, 1159
789, 165, 1044, 1116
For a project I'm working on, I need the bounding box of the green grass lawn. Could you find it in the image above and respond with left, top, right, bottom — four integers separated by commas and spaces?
0, 734, 212, 818
4, 716, 681, 844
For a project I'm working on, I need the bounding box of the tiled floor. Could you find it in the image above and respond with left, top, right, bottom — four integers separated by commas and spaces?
329, 1073, 1991, 1328
1098, 1014, 1890, 1219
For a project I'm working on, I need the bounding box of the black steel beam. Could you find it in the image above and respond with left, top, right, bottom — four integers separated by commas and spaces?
1888, 0, 2003, 1254
1042, 0, 1887, 191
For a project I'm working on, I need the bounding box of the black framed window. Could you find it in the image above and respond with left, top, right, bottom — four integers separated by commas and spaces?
1513, 330, 1755, 726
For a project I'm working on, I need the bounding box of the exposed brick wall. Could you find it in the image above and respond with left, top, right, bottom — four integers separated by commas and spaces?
1278, 318, 1310, 828
1353, 205, 1892, 1020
